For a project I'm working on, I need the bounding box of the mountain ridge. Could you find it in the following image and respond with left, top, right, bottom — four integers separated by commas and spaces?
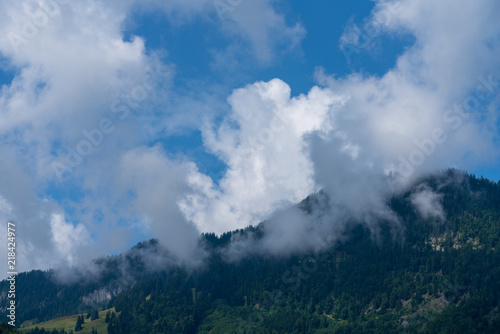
2, 169, 500, 333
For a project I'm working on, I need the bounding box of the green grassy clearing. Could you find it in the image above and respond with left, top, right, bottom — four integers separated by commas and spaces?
19, 308, 117, 334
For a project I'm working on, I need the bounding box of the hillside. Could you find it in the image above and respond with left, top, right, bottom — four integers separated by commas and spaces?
18, 308, 118, 334
2, 170, 500, 333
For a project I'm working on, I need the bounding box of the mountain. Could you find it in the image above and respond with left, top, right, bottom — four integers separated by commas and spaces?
2, 169, 500, 333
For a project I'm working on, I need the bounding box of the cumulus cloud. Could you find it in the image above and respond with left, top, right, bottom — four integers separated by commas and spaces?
189, 0, 500, 257
1, 0, 500, 276
326, 0, 500, 191
0, 0, 163, 277
180, 78, 345, 234
0, 0, 305, 276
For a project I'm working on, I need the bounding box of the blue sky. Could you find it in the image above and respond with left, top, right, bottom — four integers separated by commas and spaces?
0, 0, 499, 274
116, 0, 425, 182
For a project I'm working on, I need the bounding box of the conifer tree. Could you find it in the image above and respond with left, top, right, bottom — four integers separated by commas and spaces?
75, 315, 84, 332
90, 309, 99, 321
105, 310, 111, 323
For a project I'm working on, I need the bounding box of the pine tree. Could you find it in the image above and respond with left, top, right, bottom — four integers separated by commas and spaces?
105, 310, 111, 323
75, 315, 84, 332
107, 316, 118, 334
90, 309, 99, 321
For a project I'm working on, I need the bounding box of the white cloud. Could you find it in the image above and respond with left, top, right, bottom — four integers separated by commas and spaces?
0, 194, 13, 216
216, 0, 306, 63
0, 0, 173, 276
180, 79, 345, 234
131, 0, 305, 63
410, 184, 445, 221
50, 213, 92, 266
320, 1, 500, 194
0, 0, 305, 274
186, 0, 500, 255
118, 145, 205, 265
0, 0, 500, 273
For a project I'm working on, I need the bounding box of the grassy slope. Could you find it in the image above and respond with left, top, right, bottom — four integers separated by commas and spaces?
19, 308, 117, 334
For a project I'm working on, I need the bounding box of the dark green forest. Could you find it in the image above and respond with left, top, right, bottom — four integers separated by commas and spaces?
0, 323, 20, 333
2, 170, 500, 333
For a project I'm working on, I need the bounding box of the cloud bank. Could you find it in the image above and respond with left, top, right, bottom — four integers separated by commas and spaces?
186, 0, 500, 255
0, 0, 306, 277
0, 0, 499, 277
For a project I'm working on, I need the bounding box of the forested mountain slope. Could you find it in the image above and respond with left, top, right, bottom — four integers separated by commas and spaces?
2, 170, 500, 333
